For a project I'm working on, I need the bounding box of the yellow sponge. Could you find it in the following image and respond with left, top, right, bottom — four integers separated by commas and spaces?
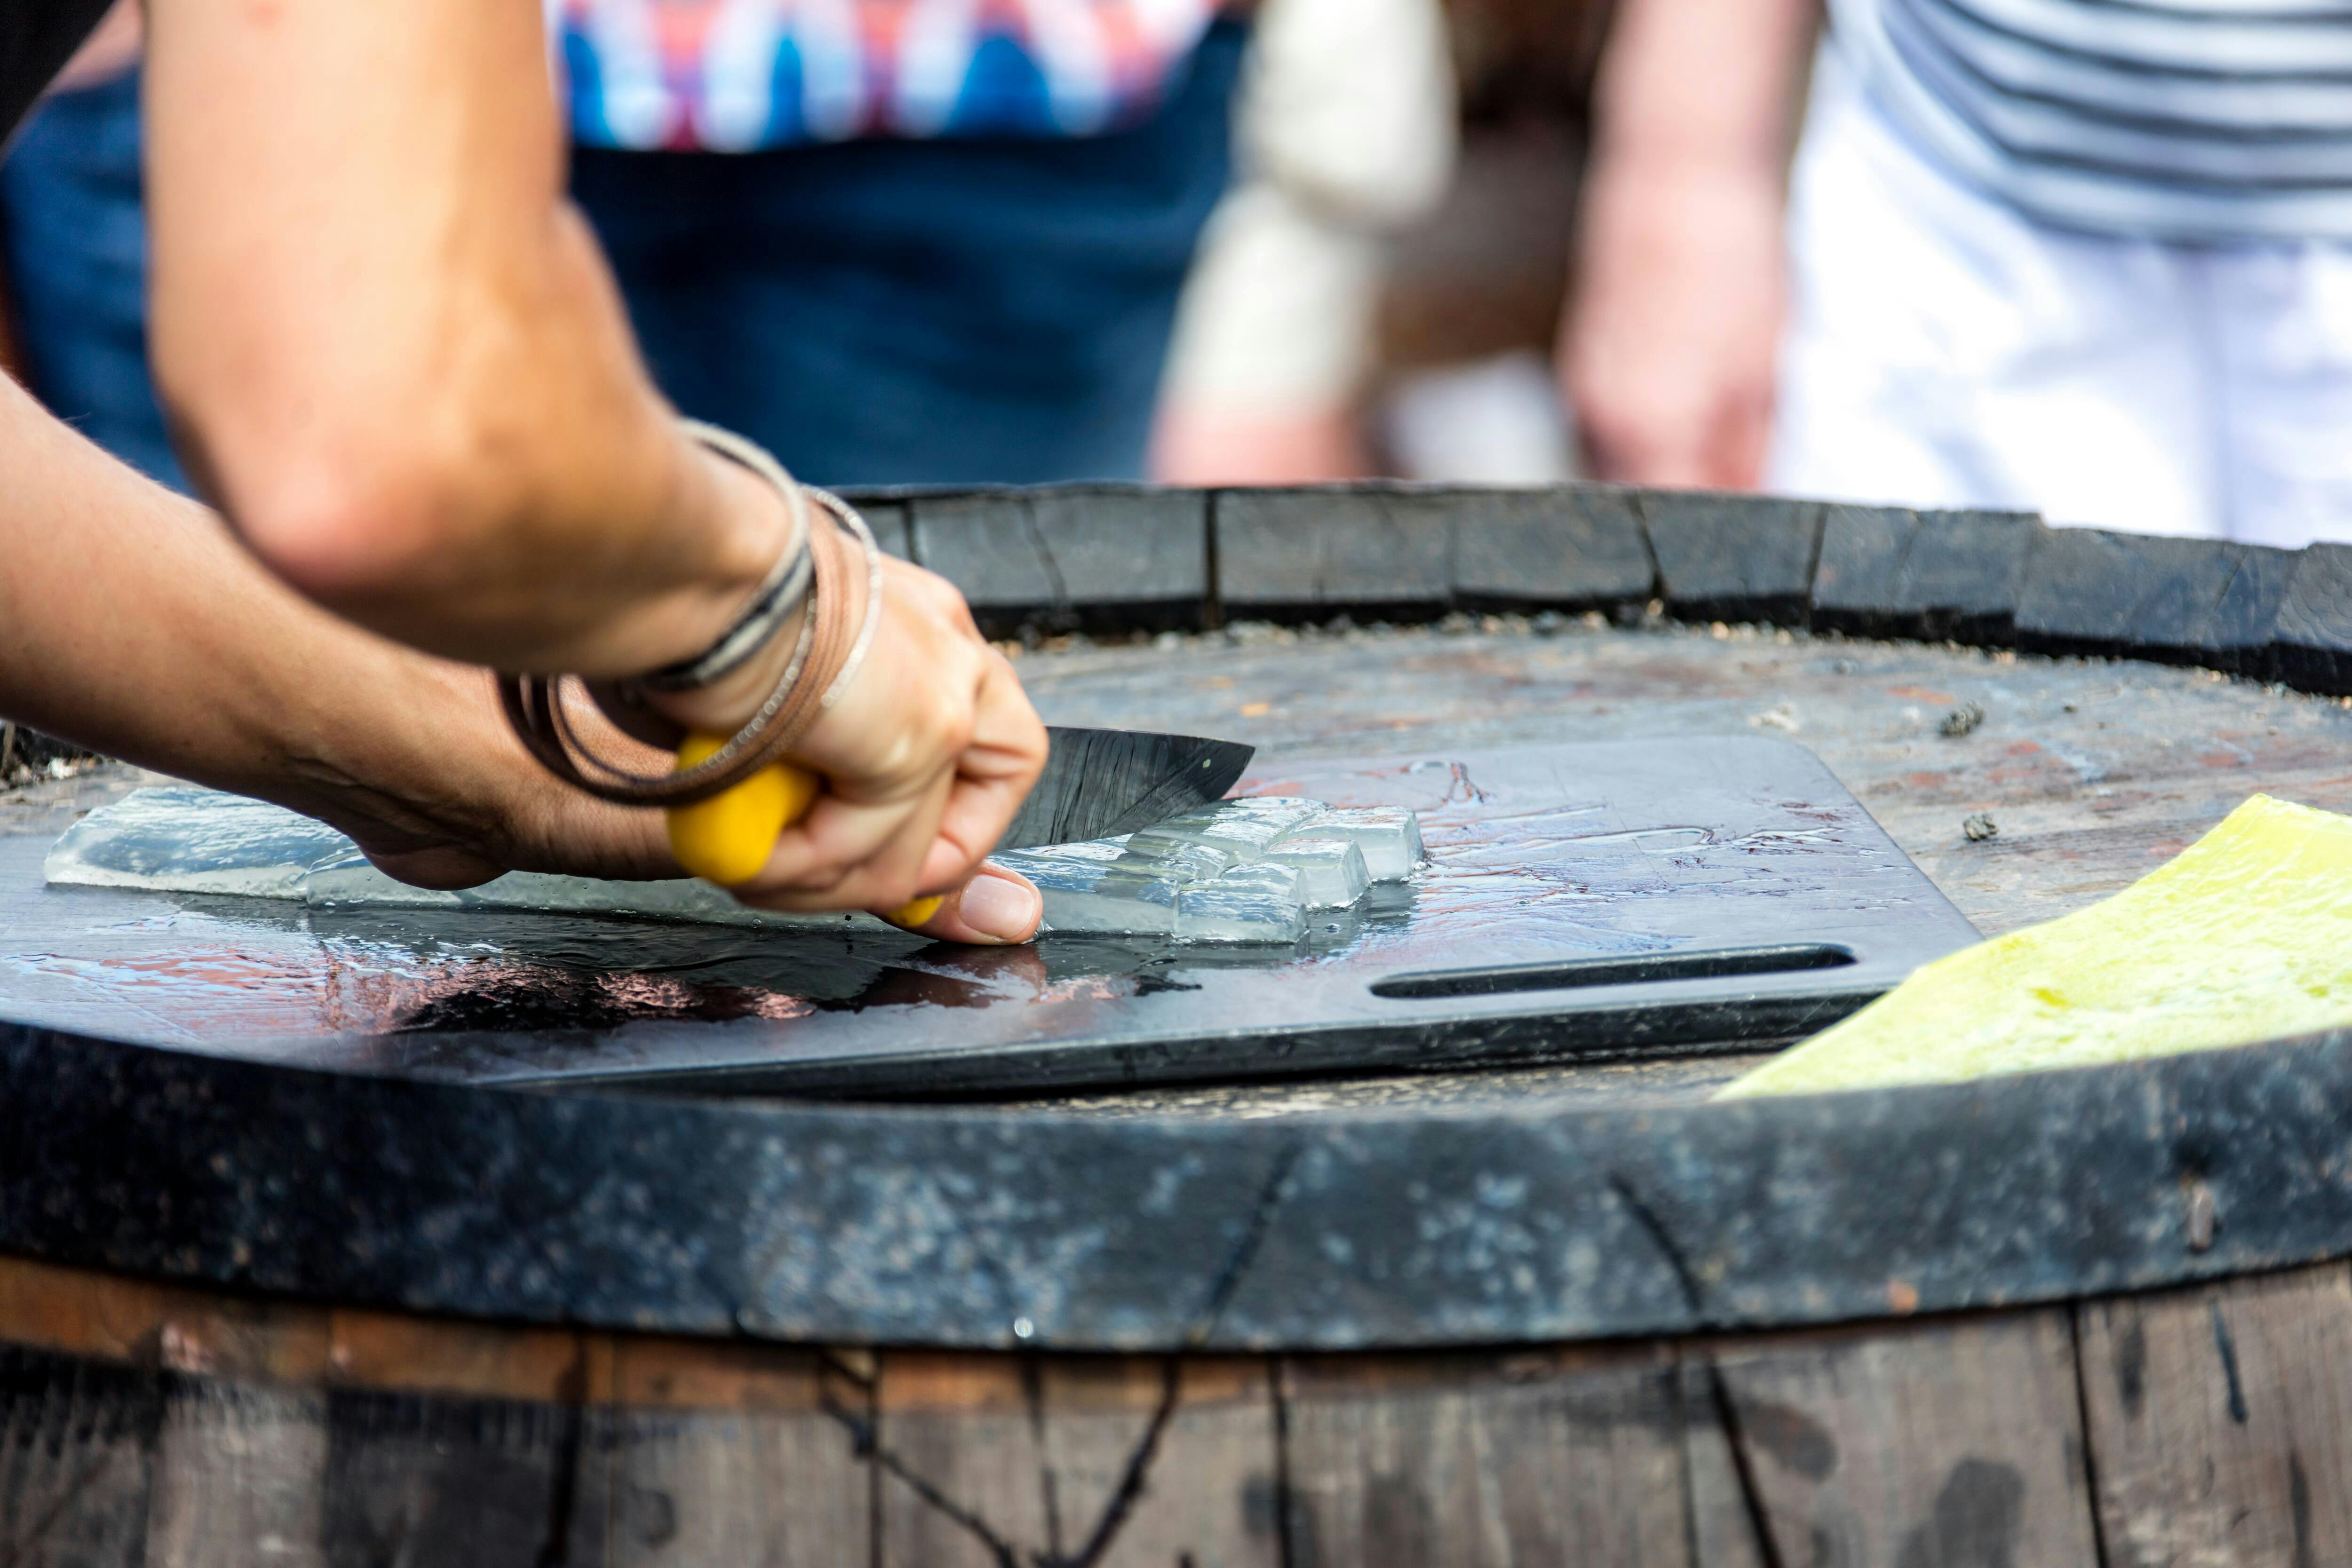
1721, 794, 2352, 1099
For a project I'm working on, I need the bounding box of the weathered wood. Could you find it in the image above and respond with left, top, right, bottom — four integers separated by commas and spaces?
1810, 506, 2039, 645
146, 1380, 327, 1568
2077, 1261, 2352, 1568
593, 1338, 872, 1567
1674, 1360, 1770, 1568
1641, 492, 1822, 626
1708, 1310, 2101, 1568
1450, 487, 1654, 608
0, 1347, 160, 1568
19, 1257, 2352, 1568
1279, 1344, 1696, 1568
1215, 489, 1454, 612
874, 1351, 1279, 1568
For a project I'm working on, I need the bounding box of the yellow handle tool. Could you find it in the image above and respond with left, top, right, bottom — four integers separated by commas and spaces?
663, 732, 943, 928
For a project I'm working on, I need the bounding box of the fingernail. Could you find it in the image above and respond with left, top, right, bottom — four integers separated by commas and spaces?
959, 871, 1041, 942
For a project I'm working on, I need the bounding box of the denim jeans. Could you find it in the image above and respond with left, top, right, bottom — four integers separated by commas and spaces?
0, 68, 186, 491
0, 23, 1241, 498
571, 22, 1245, 488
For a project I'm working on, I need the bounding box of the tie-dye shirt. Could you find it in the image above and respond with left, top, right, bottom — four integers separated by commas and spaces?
552, 0, 1222, 150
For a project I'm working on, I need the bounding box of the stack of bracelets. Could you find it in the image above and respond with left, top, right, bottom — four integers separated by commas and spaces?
497, 420, 882, 807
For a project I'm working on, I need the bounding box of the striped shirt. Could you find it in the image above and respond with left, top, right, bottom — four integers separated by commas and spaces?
552, 0, 1220, 151
1832, 0, 2352, 240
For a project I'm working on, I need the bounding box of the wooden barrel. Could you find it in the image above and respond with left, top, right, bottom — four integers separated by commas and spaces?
10, 482, 2352, 1563
5, 1210, 2348, 1564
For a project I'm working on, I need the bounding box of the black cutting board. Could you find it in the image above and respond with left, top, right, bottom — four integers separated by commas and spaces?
0, 736, 1979, 1096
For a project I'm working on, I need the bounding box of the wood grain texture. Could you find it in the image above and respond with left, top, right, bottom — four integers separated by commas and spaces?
1709, 1310, 2102, 1568
145, 1380, 326, 1568
2078, 1262, 2352, 1568
588, 1341, 872, 1568
874, 1351, 1279, 1568
1279, 1344, 1695, 1568
0, 1346, 160, 1568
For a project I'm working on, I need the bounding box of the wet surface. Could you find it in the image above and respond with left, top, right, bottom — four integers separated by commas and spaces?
12, 616, 2348, 1112
0, 736, 1970, 1097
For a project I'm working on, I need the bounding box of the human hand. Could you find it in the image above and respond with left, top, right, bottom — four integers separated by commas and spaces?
291, 643, 1047, 948
645, 554, 1049, 943
1561, 160, 1786, 489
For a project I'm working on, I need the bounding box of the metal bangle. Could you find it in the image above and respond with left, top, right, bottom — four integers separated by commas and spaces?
635, 420, 814, 695
809, 485, 884, 713
496, 468, 886, 809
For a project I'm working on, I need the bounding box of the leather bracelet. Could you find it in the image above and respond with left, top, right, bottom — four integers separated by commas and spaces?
496, 428, 885, 809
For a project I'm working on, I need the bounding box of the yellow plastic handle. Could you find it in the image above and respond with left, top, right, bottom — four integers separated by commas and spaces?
663, 732, 943, 929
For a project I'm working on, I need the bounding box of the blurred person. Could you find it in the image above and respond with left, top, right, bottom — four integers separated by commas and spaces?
1565, 0, 2352, 547
559, 0, 1249, 486
0, 0, 1049, 945
1151, 0, 1457, 483
0, 1, 184, 488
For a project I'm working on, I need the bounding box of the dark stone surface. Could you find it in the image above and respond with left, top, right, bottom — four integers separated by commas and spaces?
1811, 506, 2042, 645
8, 1015, 2352, 1351
1449, 487, 1655, 608
909, 487, 1207, 619
1215, 488, 1454, 612
1640, 491, 1824, 625
2272, 543, 2352, 696
2014, 528, 2297, 675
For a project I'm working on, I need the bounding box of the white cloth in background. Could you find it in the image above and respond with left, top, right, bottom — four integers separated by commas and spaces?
1768, 53, 2352, 548
1156, 0, 1456, 415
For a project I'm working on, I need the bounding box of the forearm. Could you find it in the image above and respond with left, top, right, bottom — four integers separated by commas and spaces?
142, 0, 781, 678
0, 373, 558, 845
1589, 0, 1815, 184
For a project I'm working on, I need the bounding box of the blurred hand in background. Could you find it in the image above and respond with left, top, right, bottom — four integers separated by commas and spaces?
1558, 0, 1812, 490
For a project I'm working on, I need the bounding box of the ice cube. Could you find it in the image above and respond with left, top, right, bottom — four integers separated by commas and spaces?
1114, 838, 1235, 882
1017, 838, 1131, 864
1263, 838, 1371, 908
1285, 807, 1424, 881
47, 786, 880, 930
1173, 861, 1307, 943
44, 785, 350, 897
987, 849, 1184, 935
1125, 796, 1324, 865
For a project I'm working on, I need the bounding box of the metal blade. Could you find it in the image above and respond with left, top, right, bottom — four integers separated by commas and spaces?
998, 727, 1257, 849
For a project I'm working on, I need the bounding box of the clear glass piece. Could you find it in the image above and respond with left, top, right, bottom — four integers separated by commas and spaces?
987, 848, 1184, 935
1123, 796, 1325, 866
1173, 860, 1308, 943
1285, 807, 1425, 881
1263, 837, 1371, 908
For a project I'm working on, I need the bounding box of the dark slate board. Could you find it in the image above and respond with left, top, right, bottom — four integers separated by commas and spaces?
1215, 488, 1454, 612
0, 738, 1976, 1099
1811, 506, 2041, 644
2015, 528, 2296, 675
1640, 491, 1824, 625
1450, 487, 1655, 609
